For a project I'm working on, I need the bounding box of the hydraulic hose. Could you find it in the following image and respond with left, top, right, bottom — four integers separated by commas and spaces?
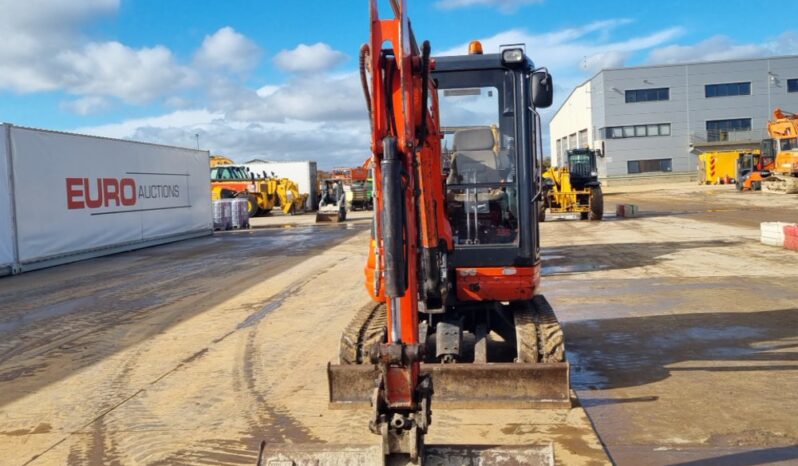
359, 44, 372, 130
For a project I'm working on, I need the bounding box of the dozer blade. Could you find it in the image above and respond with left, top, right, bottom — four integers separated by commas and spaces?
258, 442, 555, 465
327, 362, 570, 410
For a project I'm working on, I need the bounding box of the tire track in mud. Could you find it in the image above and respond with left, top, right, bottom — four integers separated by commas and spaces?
0, 228, 356, 375
148, 266, 335, 465
39, 265, 336, 465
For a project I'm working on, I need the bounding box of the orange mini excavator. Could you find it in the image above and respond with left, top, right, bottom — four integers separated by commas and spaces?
260, 1, 568, 464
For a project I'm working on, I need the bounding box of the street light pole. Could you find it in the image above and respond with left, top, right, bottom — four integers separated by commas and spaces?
195, 133, 200, 150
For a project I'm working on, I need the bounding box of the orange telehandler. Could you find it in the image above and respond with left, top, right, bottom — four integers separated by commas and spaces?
260, 1, 569, 464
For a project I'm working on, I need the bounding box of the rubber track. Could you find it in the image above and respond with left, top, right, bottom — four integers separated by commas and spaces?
533, 295, 566, 363
762, 176, 798, 194
339, 302, 387, 364
513, 302, 539, 363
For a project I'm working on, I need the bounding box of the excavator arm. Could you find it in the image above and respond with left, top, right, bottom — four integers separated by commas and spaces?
362, 0, 451, 459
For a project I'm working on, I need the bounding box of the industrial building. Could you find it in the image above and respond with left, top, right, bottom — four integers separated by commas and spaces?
550, 55, 798, 179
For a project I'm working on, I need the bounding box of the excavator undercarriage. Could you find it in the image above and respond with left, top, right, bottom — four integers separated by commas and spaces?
330, 297, 569, 410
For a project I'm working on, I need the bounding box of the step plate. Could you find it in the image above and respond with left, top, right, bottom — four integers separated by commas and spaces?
327, 362, 570, 410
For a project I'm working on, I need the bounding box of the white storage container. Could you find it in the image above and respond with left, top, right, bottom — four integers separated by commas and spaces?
0, 123, 212, 274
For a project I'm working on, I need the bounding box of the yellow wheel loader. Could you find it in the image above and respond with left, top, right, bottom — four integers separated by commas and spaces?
275, 178, 308, 215
540, 148, 603, 221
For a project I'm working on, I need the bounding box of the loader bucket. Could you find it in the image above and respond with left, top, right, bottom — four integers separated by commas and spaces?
314, 212, 339, 223
327, 361, 570, 410
258, 441, 555, 465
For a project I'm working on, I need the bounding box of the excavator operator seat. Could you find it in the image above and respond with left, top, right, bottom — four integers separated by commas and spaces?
448, 127, 499, 184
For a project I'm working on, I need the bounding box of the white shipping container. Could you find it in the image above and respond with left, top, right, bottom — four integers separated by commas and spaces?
0, 126, 15, 274
5, 124, 213, 273
245, 160, 317, 209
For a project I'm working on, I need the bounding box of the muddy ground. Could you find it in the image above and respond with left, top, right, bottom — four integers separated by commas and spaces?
0, 183, 797, 465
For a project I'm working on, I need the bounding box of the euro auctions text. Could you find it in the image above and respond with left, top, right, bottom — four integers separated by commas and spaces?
66, 177, 181, 210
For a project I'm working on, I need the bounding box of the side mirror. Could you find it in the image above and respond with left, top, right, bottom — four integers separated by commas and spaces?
595, 149, 604, 158
530, 70, 553, 109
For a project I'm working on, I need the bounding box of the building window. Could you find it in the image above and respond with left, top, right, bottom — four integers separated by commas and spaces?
568, 133, 577, 149
625, 87, 669, 103
578, 129, 588, 148
603, 123, 671, 139
788, 79, 798, 93
705, 82, 751, 98
706, 118, 752, 142
627, 158, 673, 174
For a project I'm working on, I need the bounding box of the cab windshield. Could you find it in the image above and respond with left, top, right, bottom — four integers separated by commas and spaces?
437, 75, 517, 246
779, 138, 797, 151
211, 166, 250, 180
567, 151, 593, 178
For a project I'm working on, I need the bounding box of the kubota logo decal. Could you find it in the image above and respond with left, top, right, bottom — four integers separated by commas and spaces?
66, 177, 182, 210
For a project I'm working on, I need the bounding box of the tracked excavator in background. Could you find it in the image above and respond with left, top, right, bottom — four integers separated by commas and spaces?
260, 1, 568, 464
761, 108, 798, 194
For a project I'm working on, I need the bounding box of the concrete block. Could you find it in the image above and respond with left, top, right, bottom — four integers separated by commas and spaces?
615, 204, 638, 218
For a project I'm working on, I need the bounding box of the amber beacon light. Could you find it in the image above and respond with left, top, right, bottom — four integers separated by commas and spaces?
468, 40, 483, 55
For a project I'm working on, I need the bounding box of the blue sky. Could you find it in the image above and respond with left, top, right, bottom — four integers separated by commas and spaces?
1, 0, 796, 167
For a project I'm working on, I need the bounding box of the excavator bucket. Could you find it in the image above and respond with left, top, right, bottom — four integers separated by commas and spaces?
258, 441, 556, 465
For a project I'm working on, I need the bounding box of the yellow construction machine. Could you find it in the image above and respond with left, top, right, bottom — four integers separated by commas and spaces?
274, 177, 308, 214
210, 155, 307, 216
761, 108, 798, 194
540, 148, 604, 221
699, 149, 759, 185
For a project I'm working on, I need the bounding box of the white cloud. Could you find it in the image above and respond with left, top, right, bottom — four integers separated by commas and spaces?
74, 109, 223, 140
194, 27, 261, 73
438, 20, 682, 120
60, 96, 111, 116
210, 73, 366, 123
0, 0, 119, 92
0, 0, 195, 105
256, 85, 280, 97
274, 43, 347, 73
582, 51, 629, 73
648, 32, 798, 65
74, 110, 370, 168
435, 0, 542, 13
58, 42, 195, 104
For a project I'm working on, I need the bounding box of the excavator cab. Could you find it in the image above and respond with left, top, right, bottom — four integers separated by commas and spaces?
566, 148, 600, 190
436, 50, 546, 265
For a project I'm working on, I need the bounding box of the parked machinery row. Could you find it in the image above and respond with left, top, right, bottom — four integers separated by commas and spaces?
209, 155, 308, 217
